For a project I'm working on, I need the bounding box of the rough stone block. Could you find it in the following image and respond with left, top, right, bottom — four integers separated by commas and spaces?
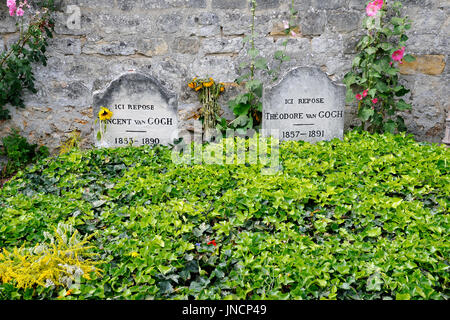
136, 38, 168, 57
190, 56, 238, 82
49, 37, 82, 55
220, 12, 252, 35
189, 12, 220, 26
312, 0, 344, 10
300, 10, 326, 36
172, 37, 200, 55
253, 0, 280, 10
328, 12, 361, 33
212, 0, 247, 9
400, 55, 446, 75
0, 9, 17, 33
157, 13, 184, 34
82, 41, 136, 56
187, 25, 221, 37
201, 38, 244, 55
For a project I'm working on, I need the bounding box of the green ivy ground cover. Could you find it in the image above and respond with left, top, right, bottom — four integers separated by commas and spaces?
0, 131, 448, 300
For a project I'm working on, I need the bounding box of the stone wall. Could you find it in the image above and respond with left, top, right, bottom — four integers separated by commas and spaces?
0, 0, 448, 152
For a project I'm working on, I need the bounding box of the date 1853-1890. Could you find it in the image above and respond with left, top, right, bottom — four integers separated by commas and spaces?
114, 137, 161, 145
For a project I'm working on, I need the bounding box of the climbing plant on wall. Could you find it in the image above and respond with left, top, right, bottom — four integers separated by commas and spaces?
0, 0, 55, 120
227, 0, 299, 133
344, 0, 415, 134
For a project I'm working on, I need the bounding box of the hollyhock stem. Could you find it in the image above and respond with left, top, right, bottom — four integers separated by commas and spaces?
250, 0, 256, 81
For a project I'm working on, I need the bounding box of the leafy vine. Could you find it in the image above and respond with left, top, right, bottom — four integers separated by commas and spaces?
0, 0, 55, 120
344, 0, 415, 134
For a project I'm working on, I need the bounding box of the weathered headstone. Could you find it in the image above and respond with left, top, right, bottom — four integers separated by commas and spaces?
263, 67, 345, 143
93, 73, 178, 147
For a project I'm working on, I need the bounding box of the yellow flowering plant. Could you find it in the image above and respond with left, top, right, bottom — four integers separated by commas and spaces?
0, 223, 102, 291
95, 106, 113, 143
188, 77, 225, 133
59, 131, 81, 155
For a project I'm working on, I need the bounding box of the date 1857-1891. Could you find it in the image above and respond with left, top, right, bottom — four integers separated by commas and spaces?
282, 130, 325, 139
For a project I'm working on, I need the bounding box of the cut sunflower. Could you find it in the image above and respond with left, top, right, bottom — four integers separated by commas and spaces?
98, 107, 113, 121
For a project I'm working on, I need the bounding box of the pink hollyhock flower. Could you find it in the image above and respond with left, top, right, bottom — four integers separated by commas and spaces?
392, 47, 406, 64
16, 7, 24, 16
356, 94, 363, 101
372, 98, 379, 104
366, 2, 379, 17
283, 20, 289, 30
363, 89, 368, 97
7, 0, 16, 16
373, 0, 384, 9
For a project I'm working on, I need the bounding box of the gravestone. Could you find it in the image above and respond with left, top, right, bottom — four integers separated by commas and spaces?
263, 67, 345, 143
93, 73, 178, 147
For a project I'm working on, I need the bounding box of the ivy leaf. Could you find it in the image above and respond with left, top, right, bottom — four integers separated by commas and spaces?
396, 293, 411, 300
158, 265, 172, 275
366, 273, 383, 291
158, 281, 173, 295
367, 227, 381, 237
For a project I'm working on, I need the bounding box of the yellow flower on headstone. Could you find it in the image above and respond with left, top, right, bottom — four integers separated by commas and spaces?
195, 84, 203, 91
98, 107, 113, 121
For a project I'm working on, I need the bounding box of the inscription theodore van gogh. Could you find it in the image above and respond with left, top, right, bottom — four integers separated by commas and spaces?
93, 73, 178, 147
263, 67, 346, 143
